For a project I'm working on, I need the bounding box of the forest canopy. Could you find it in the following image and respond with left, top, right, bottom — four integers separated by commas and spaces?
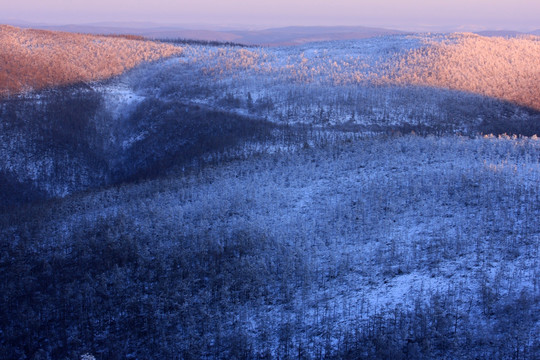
0, 25, 182, 95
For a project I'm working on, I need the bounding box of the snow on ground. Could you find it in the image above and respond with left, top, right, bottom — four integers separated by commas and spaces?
93, 81, 145, 119
3, 34, 538, 358
100, 33, 525, 133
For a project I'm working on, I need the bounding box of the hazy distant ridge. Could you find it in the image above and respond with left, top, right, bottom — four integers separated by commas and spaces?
227, 26, 408, 45
21, 23, 407, 46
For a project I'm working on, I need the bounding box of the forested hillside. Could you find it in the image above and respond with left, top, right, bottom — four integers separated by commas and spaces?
1, 29, 539, 359
381, 33, 540, 111
0, 25, 181, 94
1, 31, 539, 206
137, 34, 540, 134
1, 133, 539, 359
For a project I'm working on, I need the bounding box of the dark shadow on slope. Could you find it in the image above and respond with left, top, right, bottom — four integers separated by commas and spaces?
0, 89, 276, 206
0, 172, 47, 210
353, 86, 540, 137
390, 86, 540, 137
0, 85, 111, 209
477, 106, 540, 137
112, 98, 275, 182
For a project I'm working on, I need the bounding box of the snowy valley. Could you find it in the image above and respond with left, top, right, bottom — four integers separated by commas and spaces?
0, 29, 539, 359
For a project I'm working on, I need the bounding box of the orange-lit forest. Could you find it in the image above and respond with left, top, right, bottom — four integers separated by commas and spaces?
0, 25, 182, 94
381, 33, 540, 111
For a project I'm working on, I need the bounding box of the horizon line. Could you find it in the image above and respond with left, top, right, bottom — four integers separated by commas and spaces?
1, 18, 539, 34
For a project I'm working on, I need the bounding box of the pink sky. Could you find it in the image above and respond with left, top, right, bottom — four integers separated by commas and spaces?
2, 0, 539, 31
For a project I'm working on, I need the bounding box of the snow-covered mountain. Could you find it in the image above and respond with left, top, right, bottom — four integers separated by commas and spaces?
1, 28, 539, 359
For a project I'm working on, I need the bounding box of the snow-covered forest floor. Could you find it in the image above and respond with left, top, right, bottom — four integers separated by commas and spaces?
1, 33, 539, 359
2, 133, 539, 359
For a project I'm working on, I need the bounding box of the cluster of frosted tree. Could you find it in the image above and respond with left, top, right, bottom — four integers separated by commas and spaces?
2, 133, 538, 359
176, 40, 384, 85
134, 35, 538, 132
0, 25, 182, 95
1, 30, 539, 358
194, 48, 272, 76
178, 33, 540, 112
381, 33, 540, 111
0, 85, 274, 205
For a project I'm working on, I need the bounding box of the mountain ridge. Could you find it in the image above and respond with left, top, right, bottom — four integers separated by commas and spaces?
7, 23, 408, 46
